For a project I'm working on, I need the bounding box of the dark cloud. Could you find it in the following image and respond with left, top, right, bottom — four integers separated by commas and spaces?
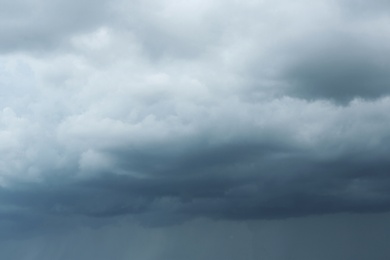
281, 32, 390, 103
3, 95, 390, 236
1, 2, 390, 259
2, 124, 390, 236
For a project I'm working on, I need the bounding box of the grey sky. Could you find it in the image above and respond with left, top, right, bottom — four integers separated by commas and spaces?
1, 0, 390, 259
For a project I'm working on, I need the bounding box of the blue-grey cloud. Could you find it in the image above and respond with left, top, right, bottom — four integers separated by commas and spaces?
0, 0, 113, 53
1, 2, 390, 256
281, 32, 390, 103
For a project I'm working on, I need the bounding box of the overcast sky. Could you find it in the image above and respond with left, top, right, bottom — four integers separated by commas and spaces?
1, 0, 390, 259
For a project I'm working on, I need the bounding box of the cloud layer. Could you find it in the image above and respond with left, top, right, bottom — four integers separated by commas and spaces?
1, 0, 390, 238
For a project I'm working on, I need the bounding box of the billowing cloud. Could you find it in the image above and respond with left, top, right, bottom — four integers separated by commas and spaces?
0, 0, 390, 249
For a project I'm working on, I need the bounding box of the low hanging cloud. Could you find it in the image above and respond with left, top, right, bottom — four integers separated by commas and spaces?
0, 0, 390, 239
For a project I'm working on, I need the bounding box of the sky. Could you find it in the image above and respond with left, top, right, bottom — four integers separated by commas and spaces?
1, 0, 390, 259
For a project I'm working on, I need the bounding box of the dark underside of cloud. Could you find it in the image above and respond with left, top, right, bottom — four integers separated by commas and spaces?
2, 135, 390, 237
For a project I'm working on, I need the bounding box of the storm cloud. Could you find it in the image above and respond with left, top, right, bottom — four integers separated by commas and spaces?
1, 0, 390, 258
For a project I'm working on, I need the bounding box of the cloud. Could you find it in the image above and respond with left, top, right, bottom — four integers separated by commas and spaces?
0, 0, 113, 53
281, 31, 390, 103
0, 0, 390, 242
2, 96, 390, 234
340, 0, 390, 17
